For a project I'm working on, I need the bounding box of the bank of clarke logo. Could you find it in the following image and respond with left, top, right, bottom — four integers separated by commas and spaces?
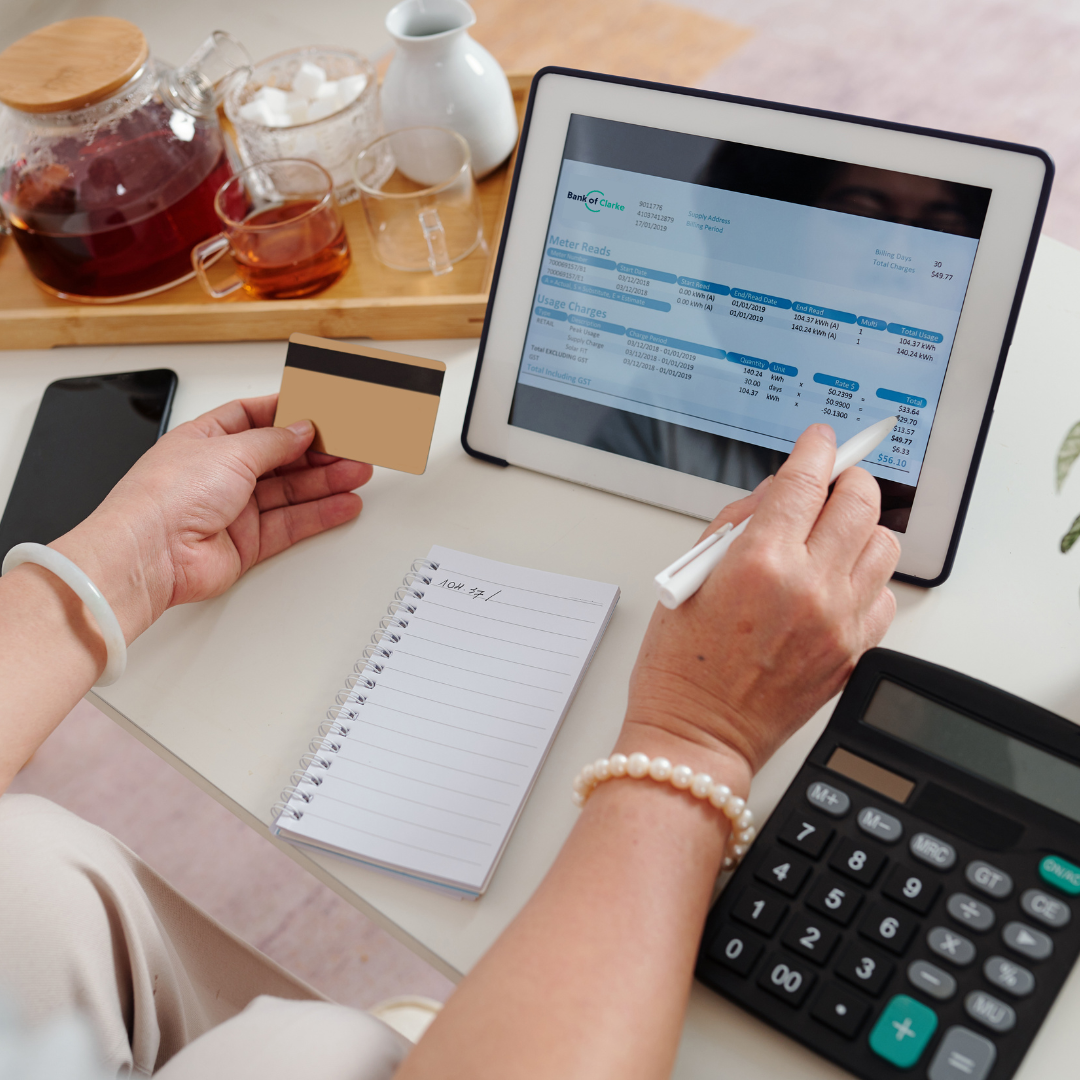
567, 189, 625, 213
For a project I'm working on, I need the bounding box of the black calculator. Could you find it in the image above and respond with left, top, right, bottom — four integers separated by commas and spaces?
697, 649, 1080, 1080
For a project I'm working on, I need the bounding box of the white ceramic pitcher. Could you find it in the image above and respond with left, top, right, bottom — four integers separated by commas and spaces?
381, 0, 518, 178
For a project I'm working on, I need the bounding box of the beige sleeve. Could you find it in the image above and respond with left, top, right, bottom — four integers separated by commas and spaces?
0, 795, 408, 1078
156, 995, 410, 1080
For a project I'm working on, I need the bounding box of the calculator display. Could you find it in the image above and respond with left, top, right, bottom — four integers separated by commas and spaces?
863, 679, 1080, 826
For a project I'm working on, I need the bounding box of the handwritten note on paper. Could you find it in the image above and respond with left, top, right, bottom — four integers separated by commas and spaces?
280, 546, 620, 895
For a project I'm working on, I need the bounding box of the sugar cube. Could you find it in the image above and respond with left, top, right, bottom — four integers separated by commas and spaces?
306, 91, 342, 122
292, 61, 327, 100
258, 85, 291, 108
238, 98, 273, 125
336, 74, 368, 107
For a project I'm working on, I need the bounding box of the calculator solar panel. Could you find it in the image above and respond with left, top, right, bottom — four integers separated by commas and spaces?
697, 649, 1080, 1080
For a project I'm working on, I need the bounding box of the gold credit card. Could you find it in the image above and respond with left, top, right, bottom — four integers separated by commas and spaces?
273, 333, 445, 475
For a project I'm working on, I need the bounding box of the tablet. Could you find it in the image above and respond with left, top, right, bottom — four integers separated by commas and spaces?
462, 69, 1052, 586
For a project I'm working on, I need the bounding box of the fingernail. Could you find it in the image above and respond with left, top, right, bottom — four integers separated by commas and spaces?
754, 475, 773, 492
287, 420, 313, 436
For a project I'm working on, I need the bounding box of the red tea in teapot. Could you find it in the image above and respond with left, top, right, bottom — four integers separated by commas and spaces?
0, 19, 249, 302
5, 107, 231, 300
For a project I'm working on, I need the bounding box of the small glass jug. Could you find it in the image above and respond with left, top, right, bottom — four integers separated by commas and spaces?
0, 17, 251, 302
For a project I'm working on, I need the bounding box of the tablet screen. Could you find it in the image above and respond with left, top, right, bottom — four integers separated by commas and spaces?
508, 115, 991, 531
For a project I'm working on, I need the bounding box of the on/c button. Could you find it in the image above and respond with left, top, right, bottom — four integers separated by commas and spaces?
1039, 854, 1080, 896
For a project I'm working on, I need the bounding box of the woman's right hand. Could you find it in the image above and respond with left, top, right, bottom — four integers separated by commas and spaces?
51, 394, 372, 648
619, 423, 901, 786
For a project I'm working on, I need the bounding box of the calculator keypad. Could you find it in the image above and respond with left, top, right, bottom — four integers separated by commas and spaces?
698, 766, 1080, 1080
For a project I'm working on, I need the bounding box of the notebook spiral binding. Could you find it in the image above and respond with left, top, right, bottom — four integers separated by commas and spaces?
271, 557, 440, 823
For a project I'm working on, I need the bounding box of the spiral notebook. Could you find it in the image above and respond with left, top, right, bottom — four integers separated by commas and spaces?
273, 546, 620, 898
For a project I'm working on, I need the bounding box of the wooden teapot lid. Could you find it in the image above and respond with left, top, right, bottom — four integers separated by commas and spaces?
0, 17, 149, 113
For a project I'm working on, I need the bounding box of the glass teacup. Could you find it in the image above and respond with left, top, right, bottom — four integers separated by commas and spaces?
192, 158, 350, 299
354, 126, 484, 276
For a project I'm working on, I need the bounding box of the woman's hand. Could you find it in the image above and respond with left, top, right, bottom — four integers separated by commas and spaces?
51, 394, 372, 644
397, 425, 901, 1080
620, 423, 901, 785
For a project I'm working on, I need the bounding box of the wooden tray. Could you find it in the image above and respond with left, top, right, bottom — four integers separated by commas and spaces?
0, 74, 531, 350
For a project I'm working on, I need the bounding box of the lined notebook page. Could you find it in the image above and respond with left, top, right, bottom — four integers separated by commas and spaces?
277, 546, 619, 896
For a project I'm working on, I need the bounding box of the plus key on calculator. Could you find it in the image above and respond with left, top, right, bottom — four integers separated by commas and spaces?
697, 649, 1080, 1080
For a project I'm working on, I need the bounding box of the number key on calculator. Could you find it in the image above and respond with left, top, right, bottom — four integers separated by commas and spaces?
829, 836, 886, 886
754, 848, 812, 897
805, 875, 864, 926
882, 863, 940, 914
858, 902, 919, 954
778, 811, 834, 858
781, 912, 840, 964
835, 940, 895, 996
731, 886, 787, 936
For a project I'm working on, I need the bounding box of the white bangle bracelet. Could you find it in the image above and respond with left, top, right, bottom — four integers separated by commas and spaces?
573, 752, 757, 870
2, 542, 127, 687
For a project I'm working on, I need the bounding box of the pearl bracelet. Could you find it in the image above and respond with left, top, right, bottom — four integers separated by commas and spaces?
573, 752, 757, 870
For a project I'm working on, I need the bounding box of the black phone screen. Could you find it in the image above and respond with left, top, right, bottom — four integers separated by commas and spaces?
0, 369, 177, 558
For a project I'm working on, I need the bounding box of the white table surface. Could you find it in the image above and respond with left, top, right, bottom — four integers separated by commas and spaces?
5, 236, 1080, 1078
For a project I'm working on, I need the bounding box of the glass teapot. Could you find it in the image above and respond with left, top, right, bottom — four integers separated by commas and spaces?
0, 18, 251, 302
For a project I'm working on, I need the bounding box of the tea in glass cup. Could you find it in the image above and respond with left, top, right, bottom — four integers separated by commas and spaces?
192, 158, 349, 299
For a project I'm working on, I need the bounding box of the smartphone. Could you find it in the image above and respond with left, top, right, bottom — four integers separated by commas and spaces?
0, 369, 177, 558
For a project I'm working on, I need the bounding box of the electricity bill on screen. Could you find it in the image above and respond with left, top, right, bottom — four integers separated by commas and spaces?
509, 116, 990, 530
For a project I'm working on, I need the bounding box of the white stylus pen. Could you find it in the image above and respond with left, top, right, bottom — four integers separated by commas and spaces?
654, 416, 899, 610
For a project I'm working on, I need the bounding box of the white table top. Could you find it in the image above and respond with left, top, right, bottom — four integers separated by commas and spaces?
4, 236, 1080, 1078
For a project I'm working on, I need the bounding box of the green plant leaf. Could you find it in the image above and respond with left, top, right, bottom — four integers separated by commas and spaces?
1057, 421, 1080, 491
1062, 512, 1080, 553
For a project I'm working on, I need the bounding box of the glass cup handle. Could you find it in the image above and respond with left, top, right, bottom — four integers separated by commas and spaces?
419, 208, 453, 276
192, 233, 243, 298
